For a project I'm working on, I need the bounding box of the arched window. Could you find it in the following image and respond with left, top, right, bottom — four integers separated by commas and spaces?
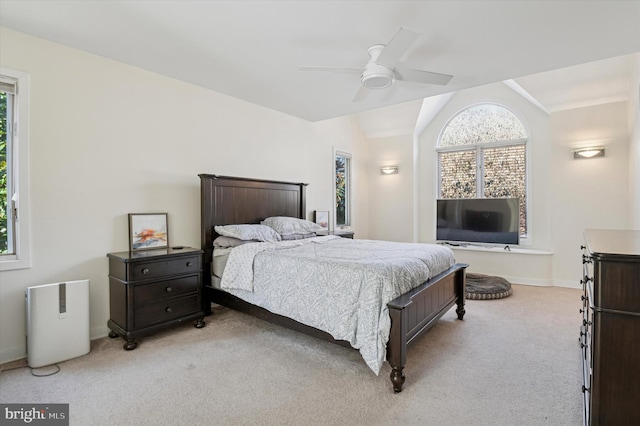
437, 104, 528, 237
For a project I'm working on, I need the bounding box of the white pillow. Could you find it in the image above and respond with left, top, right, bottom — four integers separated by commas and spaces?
262, 216, 324, 236
214, 224, 281, 242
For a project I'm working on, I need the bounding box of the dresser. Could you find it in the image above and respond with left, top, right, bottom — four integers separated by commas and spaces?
107, 247, 205, 350
580, 229, 640, 425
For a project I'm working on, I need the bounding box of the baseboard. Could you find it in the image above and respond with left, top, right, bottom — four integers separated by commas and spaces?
501, 276, 581, 289
501, 276, 553, 287
0, 346, 26, 365
550, 279, 581, 289
91, 325, 110, 340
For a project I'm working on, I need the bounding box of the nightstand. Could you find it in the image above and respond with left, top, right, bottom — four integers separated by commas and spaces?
316, 230, 354, 239
107, 247, 205, 350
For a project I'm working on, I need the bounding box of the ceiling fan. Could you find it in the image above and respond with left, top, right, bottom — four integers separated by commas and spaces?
299, 27, 453, 102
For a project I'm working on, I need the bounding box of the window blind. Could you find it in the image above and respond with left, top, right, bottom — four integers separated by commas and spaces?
0, 77, 17, 94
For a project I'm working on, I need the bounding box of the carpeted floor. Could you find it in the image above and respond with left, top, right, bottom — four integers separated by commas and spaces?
0, 284, 583, 426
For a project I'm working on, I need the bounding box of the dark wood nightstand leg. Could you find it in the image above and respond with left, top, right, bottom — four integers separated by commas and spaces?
194, 318, 205, 328
108, 331, 119, 338
123, 339, 138, 350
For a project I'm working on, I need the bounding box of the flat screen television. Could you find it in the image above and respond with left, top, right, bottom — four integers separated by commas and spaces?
436, 198, 520, 246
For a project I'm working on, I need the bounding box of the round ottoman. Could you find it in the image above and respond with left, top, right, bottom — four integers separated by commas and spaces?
466, 273, 513, 300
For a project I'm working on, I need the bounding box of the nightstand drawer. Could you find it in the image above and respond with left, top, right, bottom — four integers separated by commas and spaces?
131, 255, 200, 281
133, 275, 199, 306
135, 295, 200, 329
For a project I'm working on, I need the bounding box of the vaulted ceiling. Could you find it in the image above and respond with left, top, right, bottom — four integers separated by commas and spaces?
1, 1, 638, 122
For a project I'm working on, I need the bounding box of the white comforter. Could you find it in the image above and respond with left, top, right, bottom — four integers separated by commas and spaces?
219, 236, 455, 374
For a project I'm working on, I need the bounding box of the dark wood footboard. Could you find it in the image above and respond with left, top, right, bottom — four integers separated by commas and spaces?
386, 263, 467, 392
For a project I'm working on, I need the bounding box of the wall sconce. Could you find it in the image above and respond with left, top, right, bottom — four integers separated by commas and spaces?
573, 147, 605, 159
380, 166, 399, 175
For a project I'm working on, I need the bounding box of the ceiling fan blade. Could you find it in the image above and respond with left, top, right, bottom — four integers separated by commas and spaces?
299, 66, 363, 74
394, 67, 453, 86
353, 85, 370, 102
376, 27, 419, 68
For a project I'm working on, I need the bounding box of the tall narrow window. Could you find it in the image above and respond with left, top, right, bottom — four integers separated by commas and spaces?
1, 79, 15, 254
437, 104, 528, 237
335, 151, 351, 227
1, 68, 30, 270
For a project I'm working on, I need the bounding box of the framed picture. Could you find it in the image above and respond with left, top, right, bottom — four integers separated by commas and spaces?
128, 213, 169, 251
314, 210, 329, 230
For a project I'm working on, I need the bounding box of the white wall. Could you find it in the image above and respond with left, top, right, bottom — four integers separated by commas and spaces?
0, 28, 367, 363
549, 102, 630, 284
367, 135, 413, 242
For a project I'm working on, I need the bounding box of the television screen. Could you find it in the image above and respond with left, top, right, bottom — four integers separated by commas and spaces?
436, 198, 520, 245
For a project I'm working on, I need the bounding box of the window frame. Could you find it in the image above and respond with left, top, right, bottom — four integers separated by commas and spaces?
436, 103, 529, 242
334, 149, 352, 229
0, 67, 31, 271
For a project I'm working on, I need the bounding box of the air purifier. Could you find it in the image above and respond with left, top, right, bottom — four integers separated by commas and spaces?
26, 279, 91, 368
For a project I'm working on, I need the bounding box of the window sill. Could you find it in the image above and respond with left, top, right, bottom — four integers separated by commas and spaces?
0, 257, 31, 271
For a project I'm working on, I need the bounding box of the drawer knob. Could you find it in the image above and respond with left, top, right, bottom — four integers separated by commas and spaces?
165, 307, 173, 313
165, 286, 173, 293
186, 261, 193, 267
142, 268, 150, 275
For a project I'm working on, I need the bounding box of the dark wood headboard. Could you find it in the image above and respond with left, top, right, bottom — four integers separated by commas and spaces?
199, 174, 308, 286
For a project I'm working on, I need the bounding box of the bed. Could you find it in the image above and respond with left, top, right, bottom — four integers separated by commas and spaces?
199, 174, 467, 392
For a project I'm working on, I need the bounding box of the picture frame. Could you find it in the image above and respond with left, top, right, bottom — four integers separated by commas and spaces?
314, 210, 329, 230
128, 213, 169, 251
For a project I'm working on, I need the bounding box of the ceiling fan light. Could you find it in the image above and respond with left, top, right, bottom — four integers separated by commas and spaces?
361, 61, 395, 89
363, 74, 393, 89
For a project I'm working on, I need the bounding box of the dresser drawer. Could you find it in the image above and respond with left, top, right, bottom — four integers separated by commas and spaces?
131, 255, 200, 281
134, 295, 200, 329
133, 275, 199, 306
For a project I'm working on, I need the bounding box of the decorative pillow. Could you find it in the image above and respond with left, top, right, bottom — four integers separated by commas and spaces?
262, 216, 324, 236
213, 236, 258, 248
214, 224, 281, 242
280, 233, 317, 241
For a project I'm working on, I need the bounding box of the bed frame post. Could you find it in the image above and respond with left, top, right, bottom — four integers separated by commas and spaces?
455, 266, 467, 320
387, 304, 408, 393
